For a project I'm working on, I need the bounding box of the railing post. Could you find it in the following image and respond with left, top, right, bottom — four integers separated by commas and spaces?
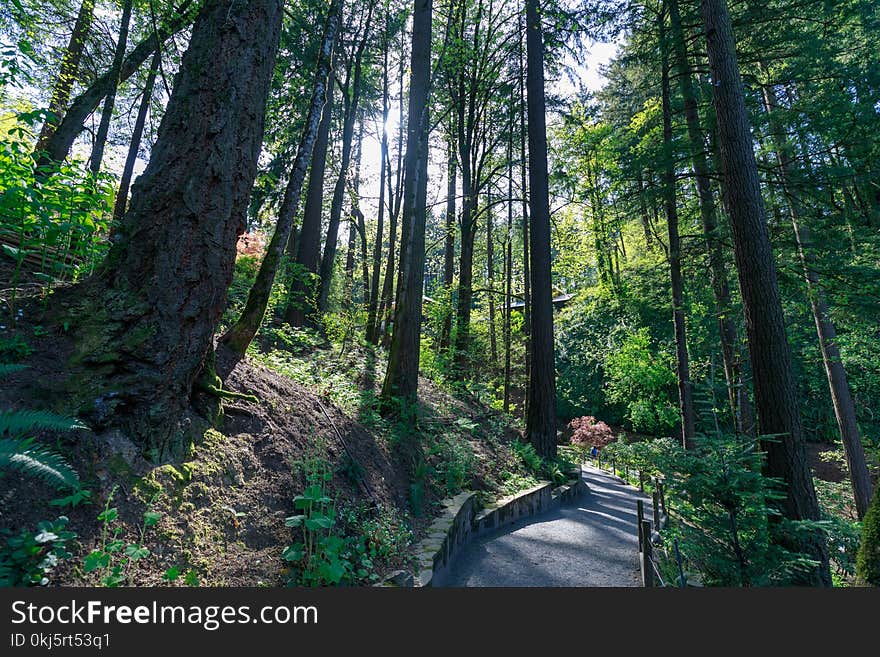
637, 499, 645, 552
652, 489, 661, 532
641, 519, 654, 587
612, 459, 616, 476
639, 470, 644, 492
658, 480, 667, 522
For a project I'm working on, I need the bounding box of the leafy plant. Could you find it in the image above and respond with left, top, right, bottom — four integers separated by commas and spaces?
0, 516, 76, 586
568, 415, 615, 449
0, 381, 86, 491
282, 456, 348, 586
83, 487, 161, 587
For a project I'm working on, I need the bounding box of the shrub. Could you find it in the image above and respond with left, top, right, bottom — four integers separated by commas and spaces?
568, 416, 615, 449
856, 486, 880, 586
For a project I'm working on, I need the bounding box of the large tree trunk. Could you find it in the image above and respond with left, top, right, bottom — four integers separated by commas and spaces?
221, 2, 341, 359
700, 0, 830, 586
668, 0, 753, 436
35, 0, 196, 171
380, 0, 432, 407
524, 0, 556, 459
659, 4, 696, 449
35, 0, 97, 154
63, 0, 284, 458
113, 49, 160, 221
761, 82, 873, 520
89, 0, 134, 175
284, 74, 335, 328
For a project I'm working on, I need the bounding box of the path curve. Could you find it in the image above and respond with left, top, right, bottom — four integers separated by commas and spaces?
442, 464, 652, 587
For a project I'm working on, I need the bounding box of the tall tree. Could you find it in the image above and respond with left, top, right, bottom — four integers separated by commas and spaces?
89, 0, 134, 175
221, 0, 341, 360
658, 2, 695, 448
518, 9, 531, 420
284, 74, 335, 328
438, 133, 456, 353
317, 1, 376, 314
761, 80, 873, 520
34, 0, 97, 154
668, 0, 753, 435
113, 49, 161, 221
524, 0, 555, 458
36, 0, 197, 171
380, 0, 432, 407
64, 0, 284, 457
700, 0, 830, 585
366, 20, 392, 344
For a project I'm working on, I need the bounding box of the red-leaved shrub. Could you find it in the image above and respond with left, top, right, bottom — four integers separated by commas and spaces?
236, 231, 267, 258
568, 416, 615, 449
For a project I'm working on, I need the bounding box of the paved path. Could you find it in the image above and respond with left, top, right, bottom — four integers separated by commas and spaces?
443, 465, 651, 587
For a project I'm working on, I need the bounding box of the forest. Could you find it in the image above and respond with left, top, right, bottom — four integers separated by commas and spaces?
0, 0, 878, 589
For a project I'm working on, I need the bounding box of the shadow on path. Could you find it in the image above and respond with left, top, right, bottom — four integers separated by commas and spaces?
442, 465, 653, 587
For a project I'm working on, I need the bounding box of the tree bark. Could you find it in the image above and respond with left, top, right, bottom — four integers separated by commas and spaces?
35, 0, 196, 171
761, 82, 873, 520
35, 0, 97, 154
700, 0, 830, 585
525, 0, 556, 459
89, 0, 134, 175
113, 49, 160, 222
659, 3, 696, 449
221, 1, 341, 359
380, 0, 432, 407
65, 0, 284, 458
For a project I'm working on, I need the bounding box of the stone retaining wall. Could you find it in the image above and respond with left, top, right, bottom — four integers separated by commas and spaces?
400, 469, 588, 587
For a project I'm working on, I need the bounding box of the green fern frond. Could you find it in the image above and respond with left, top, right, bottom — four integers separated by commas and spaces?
0, 409, 87, 437
0, 438, 80, 490
0, 364, 26, 377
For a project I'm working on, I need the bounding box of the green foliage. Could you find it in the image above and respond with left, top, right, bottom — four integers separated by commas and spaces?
856, 486, 880, 586
283, 454, 412, 586
83, 488, 161, 587
429, 437, 476, 496
0, 378, 85, 490
0, 334, 31, 362
0, 113, 114, 319
0, 437, 80, 490
604, 328, 679, 435
624, 433, 824, 586
0, 515, 76, 586
512, 440, 543, 475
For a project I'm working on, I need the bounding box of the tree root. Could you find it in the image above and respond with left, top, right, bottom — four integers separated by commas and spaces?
198, 383, 259, 405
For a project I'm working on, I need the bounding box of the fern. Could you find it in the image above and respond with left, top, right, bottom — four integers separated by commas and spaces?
0, 364, 26, 377
0, 438, 80, 490
0, 409, 87, 436
0, 366, 86, 491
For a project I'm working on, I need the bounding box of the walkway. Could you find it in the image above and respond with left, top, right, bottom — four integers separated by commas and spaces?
443, 464, 651, 587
